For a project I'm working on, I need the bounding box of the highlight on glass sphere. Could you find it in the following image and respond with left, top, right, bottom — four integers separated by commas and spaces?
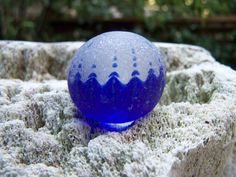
67, 31, 166, 131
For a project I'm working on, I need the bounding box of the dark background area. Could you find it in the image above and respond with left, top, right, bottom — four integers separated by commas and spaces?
1, 0, 236, 69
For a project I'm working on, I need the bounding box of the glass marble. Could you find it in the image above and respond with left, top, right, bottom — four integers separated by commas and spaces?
67, 31, 166, 131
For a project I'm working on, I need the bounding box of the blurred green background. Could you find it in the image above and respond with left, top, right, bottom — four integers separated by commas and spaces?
0, 0, 236, 68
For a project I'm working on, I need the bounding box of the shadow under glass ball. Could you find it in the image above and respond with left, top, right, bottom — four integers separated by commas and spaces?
67, 31, 166, 131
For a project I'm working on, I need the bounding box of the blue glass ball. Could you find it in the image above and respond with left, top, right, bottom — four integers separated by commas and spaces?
67, 31, 166, 131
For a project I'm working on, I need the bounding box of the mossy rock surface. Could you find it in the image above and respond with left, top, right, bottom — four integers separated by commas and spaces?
0, 41, 235, 177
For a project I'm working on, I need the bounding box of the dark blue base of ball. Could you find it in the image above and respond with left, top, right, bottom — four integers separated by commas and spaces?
74, 110, 135, 131
86, 118, 135, 131
69, 69, 165, 131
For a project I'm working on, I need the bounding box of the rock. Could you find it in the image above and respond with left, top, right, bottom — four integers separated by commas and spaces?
0, 41, 235, 177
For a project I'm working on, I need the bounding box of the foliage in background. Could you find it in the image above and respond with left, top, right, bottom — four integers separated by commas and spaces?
0, 0, 236, 68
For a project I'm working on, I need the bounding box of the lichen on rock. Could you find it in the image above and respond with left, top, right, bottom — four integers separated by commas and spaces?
0, 41, 235, 177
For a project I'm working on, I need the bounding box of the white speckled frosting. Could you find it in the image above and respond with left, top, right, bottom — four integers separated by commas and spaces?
68, 31, 165, 85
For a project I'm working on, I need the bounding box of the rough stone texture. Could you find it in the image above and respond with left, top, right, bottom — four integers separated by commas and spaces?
0, 41, 235, 177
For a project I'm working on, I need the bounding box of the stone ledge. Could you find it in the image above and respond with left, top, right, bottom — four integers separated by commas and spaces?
0, 41, 214, 80
0, 41, 235, 177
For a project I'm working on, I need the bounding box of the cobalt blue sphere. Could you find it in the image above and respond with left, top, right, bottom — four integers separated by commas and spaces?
67, 31, 166, 131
